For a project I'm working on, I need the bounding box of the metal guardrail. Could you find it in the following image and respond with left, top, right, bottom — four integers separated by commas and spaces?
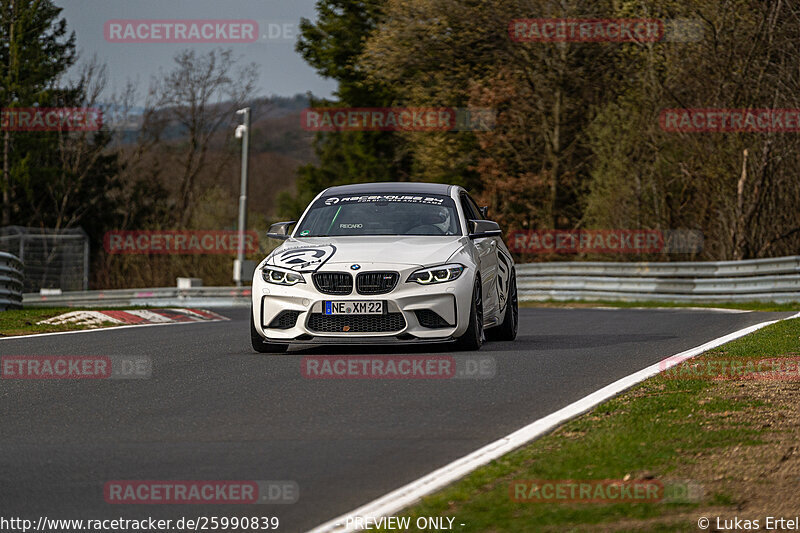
19, 255, 800, 307
0, 252, 24, 310
23, 286, 252, 308
518, 256, 800, 303
517, 256, 800, 278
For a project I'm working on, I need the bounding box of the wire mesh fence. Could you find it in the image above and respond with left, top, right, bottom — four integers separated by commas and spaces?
0, 226, 89, 293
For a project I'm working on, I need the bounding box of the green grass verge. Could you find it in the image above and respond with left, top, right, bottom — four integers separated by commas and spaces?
521, 299, 799, 312
388, 317, 800, 532
0, 307, 126, 336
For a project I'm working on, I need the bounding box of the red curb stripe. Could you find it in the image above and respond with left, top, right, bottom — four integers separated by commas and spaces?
100, 310, 149, 324
150, 309, 196, 322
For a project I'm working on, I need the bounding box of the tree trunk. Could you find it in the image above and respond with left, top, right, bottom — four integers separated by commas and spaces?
2, 129, 9, 225
732, 149, 749, 260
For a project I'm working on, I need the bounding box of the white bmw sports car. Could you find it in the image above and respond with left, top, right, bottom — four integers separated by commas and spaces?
250, 182, 517, 352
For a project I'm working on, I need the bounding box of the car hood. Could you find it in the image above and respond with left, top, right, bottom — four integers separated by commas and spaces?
264, 236, 467, 272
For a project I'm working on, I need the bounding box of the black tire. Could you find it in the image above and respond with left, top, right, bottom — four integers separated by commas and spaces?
251, 310, 288, 354
487, 269, 518, 341
453, 278, 483, 351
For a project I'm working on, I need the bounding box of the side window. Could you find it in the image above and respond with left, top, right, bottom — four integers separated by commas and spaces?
460, 194, 480, 221
465, 195, 484, 220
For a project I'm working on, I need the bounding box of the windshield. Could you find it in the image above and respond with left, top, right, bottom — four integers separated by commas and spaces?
294, 193, 461, 237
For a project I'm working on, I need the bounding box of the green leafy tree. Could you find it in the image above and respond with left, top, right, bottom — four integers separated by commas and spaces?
360, 0, 619, 230
278, 0, 410, 219
585, 0, 800, 259
0, 0, 77, 225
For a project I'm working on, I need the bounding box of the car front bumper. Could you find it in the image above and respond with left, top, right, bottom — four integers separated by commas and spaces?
251, 262, 474, 344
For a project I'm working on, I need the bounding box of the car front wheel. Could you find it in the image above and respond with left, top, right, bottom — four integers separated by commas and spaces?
453, 278, 483, 351
250, 310, 288, 354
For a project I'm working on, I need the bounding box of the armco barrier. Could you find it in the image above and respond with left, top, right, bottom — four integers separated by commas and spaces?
0, 251, 24, 310
517, 256, 800, 303
20, 256, 800, 307
23, 286, 251, 308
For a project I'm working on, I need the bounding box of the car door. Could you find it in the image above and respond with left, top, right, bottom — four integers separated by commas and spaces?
460, 193, 500, 322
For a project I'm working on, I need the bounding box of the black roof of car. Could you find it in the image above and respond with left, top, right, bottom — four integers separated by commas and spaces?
322, 182, 453, 196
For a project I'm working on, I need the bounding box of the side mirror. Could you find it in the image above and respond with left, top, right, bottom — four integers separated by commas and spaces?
468, 219, 502, 239
267, 221, 296, 240
479, 206, 489, 218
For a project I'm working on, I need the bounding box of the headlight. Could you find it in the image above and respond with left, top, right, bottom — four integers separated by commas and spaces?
407, 264, 465, 285
262, 266, 305, 286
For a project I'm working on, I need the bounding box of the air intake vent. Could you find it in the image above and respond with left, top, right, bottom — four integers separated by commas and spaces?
266, 310, 300, 329
312, 272, 353, 295
415, 309, 452, 328
307, 313, 406, 333
356, 272, 399, 295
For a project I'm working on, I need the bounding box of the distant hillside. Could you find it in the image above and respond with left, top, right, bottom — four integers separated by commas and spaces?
243, 94, 316, 216
111, 94, 316, 218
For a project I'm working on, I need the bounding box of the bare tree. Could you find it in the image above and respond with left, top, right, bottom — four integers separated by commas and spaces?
146, 48, 258, 227
45, 55, 110, 230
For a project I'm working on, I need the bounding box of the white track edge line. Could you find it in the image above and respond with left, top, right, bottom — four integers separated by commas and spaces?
307, 311, 800, 533
0, 316, 230, 341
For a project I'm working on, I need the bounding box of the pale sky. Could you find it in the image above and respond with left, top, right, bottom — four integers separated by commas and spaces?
56, 0, 338, 103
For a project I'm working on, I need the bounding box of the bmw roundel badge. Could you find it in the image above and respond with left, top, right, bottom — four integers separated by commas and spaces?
350, 264, 361, 270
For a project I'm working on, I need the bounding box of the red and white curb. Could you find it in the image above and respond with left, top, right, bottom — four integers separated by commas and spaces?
37, 308, 228, 327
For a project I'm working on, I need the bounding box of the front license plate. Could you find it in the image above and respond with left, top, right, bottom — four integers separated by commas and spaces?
324, 301, 384, 315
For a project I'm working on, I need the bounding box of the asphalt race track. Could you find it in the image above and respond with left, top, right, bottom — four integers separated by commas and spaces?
0, 307, 793, 532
